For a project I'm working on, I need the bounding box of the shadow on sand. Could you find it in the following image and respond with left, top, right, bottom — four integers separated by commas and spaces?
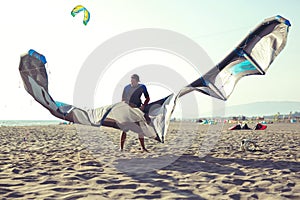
115, 154, 300, 199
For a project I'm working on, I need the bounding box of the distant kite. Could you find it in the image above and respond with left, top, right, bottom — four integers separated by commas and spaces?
71, 5, 90, 25
19, 15, 291, 143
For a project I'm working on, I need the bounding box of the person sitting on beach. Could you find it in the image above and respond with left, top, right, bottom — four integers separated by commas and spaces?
120, 74, 150, 152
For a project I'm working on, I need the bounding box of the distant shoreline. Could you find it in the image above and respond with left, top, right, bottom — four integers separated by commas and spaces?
0, 120, 63, 127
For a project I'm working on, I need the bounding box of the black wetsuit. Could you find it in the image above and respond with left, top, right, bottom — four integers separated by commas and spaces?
122, 84, 149, 108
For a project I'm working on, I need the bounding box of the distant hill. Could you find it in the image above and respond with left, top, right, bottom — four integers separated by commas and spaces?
224, 101, 300, 117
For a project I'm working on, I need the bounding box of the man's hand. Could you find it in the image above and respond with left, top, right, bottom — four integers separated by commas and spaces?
140, 104, 145, 111
142, 148, 149, 153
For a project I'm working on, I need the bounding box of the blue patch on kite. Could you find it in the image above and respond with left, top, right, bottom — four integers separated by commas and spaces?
230, 60, 256, 75
55, 101, 68, 107
276, 15, 291, 26
234, 48, 244, 57
200, 77, 208, 86
28, 49, 47, 64
275, 15, 282, 20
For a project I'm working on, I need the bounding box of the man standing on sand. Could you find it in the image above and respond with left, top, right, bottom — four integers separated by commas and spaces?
121, 74, 150, 152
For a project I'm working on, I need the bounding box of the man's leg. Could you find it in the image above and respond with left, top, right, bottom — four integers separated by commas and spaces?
138, 135, 149, 152
120, 131, 126, 151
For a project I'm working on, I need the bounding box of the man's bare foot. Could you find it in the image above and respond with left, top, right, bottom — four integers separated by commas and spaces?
142, 148, 149, 153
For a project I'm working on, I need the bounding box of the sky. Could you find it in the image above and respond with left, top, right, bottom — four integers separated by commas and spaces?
1, 0, 300, 120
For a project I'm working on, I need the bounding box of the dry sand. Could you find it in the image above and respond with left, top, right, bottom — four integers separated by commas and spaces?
0, 122, 299, 199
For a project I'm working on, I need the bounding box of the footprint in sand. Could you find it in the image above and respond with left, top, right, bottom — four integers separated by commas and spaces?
6, 191, 25, 198
0, 188, 13, 196
40, 180, 59, 185
52, 187, 73, 193
104, 184, 138, 190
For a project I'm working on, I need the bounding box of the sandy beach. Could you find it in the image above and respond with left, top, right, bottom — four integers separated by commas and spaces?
0, 122, 299, 199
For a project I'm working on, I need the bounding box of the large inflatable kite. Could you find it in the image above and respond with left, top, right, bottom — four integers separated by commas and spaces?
19, 15, 290, 143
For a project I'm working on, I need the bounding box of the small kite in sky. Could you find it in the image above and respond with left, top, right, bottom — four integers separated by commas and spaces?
71, 5, 90, 25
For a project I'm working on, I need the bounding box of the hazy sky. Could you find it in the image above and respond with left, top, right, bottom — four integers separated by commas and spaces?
1, 0, 299, 120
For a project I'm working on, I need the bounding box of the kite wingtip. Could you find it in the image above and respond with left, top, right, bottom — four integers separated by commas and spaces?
275, 15, 291, 26
285, 19, 291, 26
27, 49, 47, 64
20, 52, 28, 57
154, 135, 163, 143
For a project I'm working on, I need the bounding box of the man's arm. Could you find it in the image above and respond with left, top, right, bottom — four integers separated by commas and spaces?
122, 86, 127, 101
140, 85, 150, 110
143, 97, 150, 105
143, 85, 150, 105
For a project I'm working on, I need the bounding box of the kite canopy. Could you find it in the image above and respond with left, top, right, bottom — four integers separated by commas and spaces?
71, 5, 90, 25
181, 15, 291, 100
19, 15, 290, 143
